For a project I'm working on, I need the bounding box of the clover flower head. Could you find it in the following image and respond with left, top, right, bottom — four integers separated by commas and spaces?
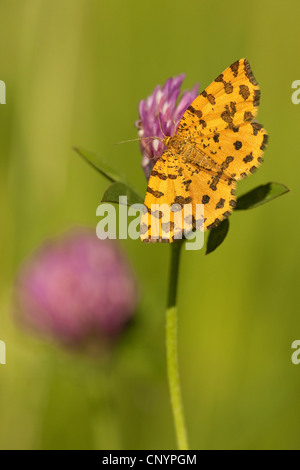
14, 229, 138, 352
136, 74, 199, 179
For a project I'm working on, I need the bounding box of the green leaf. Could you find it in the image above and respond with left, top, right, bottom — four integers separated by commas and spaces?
206, 218, 230, 255
236, 182, 290, 211
101, 182, 143, 206
74, 146, 125, 183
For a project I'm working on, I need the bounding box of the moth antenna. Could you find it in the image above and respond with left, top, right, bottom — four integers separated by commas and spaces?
115, 136, 164, 145
158, 113, 167, 138
116, 137, 145, 145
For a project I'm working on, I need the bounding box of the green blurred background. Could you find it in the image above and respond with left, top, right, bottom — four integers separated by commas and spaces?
0, 0, 299, 450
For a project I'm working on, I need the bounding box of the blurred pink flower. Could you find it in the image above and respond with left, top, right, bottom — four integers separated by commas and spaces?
136, 74, 199, 179
14, 229, 138, 352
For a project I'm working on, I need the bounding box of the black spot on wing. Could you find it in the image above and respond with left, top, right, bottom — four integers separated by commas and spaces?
230, 60, 239, 77
188, 105, 202, 119
243, 152, 254, 163
233, 141, 242, 150
215, 198, 225, 210
244, 59, 258, 86
147, 186, 164, 198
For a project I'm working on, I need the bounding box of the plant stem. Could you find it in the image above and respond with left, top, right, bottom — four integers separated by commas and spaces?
166, 241, 189, 450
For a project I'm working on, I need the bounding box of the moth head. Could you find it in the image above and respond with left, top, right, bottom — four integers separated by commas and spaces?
164, 136, 172, 146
